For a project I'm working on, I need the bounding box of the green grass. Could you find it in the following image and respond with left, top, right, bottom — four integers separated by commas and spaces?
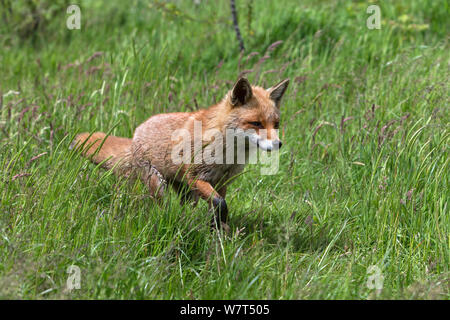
0, 0, 448, 299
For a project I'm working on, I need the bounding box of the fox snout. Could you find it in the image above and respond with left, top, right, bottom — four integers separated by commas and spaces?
247, 131, 282, 151
256, 138, 282, 151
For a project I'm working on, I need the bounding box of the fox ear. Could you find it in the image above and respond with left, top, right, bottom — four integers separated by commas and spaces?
231, 78, 253, 106
268, 79, 289, 107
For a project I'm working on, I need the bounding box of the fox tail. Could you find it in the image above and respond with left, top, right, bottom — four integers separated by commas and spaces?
71, 132, 167, 198
70, 132, 132, 173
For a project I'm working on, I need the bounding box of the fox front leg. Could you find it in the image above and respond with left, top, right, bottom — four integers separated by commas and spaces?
172, 180, 200, 207
217, 186, 227, 199
188, 179, 228, 229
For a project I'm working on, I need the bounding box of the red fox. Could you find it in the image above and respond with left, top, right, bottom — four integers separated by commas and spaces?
72, 77, 289, 229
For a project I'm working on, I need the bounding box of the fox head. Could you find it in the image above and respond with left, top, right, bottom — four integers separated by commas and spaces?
225, 77, 289, 152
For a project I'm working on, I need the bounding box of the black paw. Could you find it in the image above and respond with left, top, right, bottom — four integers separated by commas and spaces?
212, 197, 228, 227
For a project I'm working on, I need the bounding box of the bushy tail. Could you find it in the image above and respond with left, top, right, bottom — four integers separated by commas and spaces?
71, 132, 167, 199
71, 132, 132, 172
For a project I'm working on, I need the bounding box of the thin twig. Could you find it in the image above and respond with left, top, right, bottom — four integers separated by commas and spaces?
230, 0, 245, 52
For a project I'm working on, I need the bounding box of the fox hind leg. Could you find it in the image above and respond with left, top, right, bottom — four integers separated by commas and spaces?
137, 162, 167, 202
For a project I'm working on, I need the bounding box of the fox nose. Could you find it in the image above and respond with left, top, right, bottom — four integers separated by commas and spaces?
274, 140, 282, 149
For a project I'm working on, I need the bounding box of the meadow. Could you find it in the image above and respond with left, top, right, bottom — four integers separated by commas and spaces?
0, 0, 448, 299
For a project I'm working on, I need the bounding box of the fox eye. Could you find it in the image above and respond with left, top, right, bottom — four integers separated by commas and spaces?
248, 121, 263, 128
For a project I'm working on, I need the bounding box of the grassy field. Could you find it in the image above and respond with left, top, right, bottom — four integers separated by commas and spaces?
0, 0, 448, 299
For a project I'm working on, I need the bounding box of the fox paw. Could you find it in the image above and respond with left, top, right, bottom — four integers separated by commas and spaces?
211, 197, 228, 229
